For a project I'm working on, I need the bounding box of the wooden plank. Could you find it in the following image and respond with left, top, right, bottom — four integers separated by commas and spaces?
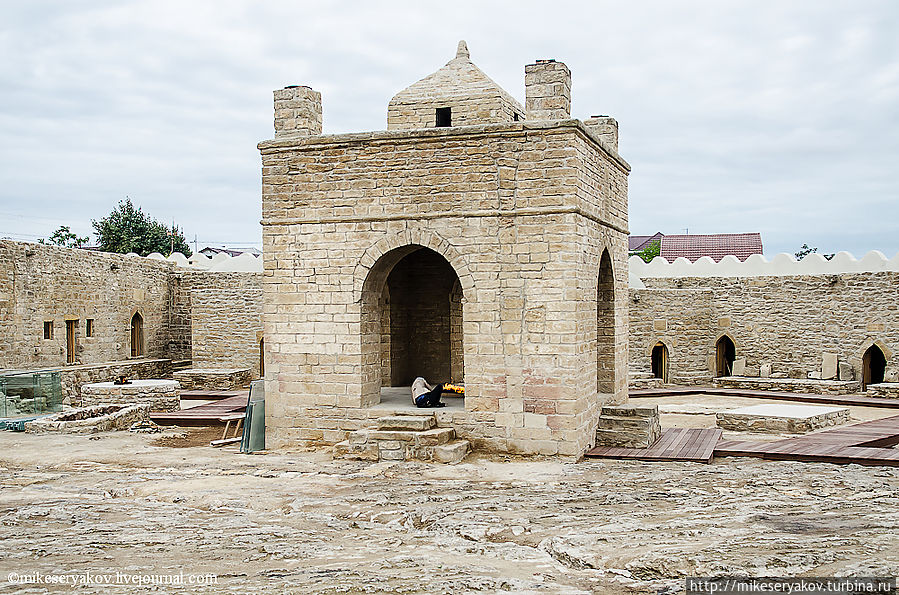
697, 429, 723, 462
660, 428, 693, 458
649, 427, 683, 453
210, 437, 242, 447
686, 429, 721, 461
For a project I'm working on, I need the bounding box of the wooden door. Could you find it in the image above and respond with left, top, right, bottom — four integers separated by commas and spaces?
65, 320, 77, 364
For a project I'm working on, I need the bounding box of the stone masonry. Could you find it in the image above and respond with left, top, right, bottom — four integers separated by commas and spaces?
0, 239, 263, 391
261, 42, 630, 457
629, 271, 899, 387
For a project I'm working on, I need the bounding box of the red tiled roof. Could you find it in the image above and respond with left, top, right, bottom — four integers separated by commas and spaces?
629, 232, 663, 252
660, 233, 763, 262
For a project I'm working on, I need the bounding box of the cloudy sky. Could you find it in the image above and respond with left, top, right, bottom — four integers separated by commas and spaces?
1, 1, 897, 257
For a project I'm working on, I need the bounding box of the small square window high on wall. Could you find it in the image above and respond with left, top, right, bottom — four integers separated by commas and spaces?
436, 107, 451, 127
43, 321, 53, 340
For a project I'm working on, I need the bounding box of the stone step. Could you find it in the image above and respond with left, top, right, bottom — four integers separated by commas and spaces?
601, 405, 659, 418
433, 440, 470, 464
596, 415, 658, 431
628, 371, 654, 380
377, 415, 436, 431
595, 426, 661, 449
333, 440, 378, 461
417, 427, 455, 445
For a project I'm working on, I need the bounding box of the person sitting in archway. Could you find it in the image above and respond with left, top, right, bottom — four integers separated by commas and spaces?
411, 377, 446, 408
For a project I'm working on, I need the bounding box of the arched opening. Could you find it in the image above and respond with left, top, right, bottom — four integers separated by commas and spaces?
651, 342, 669, 383
130, 312, 144, 357
862, 345, 886, 391
715, 335, 735, 377
361, 245, 464, 407
597, 249, 615, 394
259, 338, 264, 378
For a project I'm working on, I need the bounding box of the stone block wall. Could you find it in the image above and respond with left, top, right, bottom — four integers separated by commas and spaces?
260, 119, 630, 457
183, 271, 263, 376
629, 272, 899, 385
0, 240, 181, 370
0, 239, 264, 383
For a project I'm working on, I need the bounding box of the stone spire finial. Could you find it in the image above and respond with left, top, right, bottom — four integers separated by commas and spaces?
456, 40, 469, 60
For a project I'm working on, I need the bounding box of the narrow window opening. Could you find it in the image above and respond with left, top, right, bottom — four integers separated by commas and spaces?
436, 107, 452, 127
651, 342, 669, 383
86, 319, 94, 337
43, 321, 53, 340
513, 113, 520, 122
259, 338, 265, 378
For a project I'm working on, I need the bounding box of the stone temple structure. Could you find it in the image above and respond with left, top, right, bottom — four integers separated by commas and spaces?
259, 41, 631, 456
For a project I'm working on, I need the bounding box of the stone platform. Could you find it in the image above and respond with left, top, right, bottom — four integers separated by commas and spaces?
173, 368, 252, 390
712, 376, 860, 395
867, 383, 899, 399
80, 379, 179, 411
628, 372, 664, 390
334, 414, 470, 464
716, 404, 850, 434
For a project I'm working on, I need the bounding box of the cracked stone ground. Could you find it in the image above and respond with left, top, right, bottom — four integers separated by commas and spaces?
0, 429, 896, 594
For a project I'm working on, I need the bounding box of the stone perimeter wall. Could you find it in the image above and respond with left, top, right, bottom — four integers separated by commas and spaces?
0, 240, 178, 369
0, 239, 263, 383
629, 272, 899, 384
260, 120, 630, 457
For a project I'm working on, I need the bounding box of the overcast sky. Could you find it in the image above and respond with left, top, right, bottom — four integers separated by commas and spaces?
1, 1, 897, 257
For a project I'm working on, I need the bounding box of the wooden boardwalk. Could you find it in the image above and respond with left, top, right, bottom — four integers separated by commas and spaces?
714, 415, 899, 466
150, 394, 248, 426
629, 387, 899, 409
585, 428, 722, 463
180, 389, 247, 402
585, 416, 899, 467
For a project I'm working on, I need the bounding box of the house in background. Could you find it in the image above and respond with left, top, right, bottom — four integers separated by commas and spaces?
199, 246, 262, 258
629, 232, 763, 262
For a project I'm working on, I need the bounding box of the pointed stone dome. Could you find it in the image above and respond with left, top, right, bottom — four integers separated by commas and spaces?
387, 41, 525, 130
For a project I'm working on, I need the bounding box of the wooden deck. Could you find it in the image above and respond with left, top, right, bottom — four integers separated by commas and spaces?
714, 415, 899, 466
585, 428, 722, 463
150, 394, 248, 426
585, 416, 899, 467
629, 387, 899, 409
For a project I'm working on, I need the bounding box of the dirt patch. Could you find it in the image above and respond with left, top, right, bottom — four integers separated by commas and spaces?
151, 426, 223, 448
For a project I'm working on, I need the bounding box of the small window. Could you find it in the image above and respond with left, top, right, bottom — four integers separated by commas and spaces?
436, 107, 451, 127
43, 321, 53, 340
513, 113, 520, 122
86, 319, 94, 337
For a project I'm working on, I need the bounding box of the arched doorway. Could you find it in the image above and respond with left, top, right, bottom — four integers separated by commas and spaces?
715, 335, 735, 377
862, 345, 886, 391
259, 338, 264, 378
360, 245, 464, 405
651, 342, 669, 383
596, 249, 615, 394
130, 312, 144, 357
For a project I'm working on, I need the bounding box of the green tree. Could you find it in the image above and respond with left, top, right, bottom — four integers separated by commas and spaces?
635, 239, 661, 263
38, 225, 89, 248
92, 198, 192, 257
795, 243, 817, 260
